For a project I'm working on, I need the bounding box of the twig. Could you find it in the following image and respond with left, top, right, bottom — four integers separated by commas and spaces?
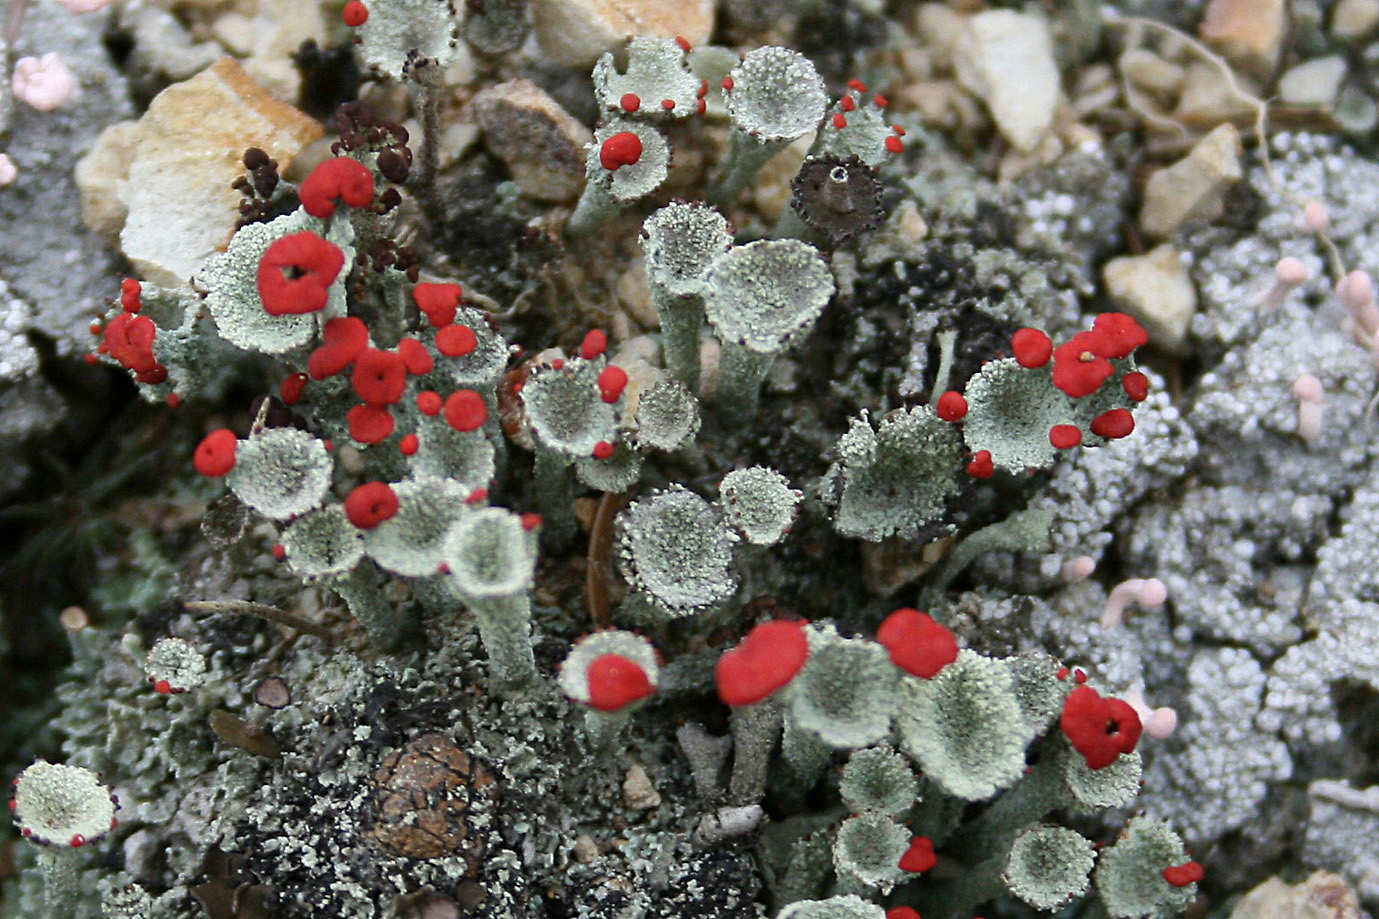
185, 600, 337, 643
585, 491, 625, 629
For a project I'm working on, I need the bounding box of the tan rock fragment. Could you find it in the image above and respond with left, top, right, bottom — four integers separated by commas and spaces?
1102, 244, 1196, 353
76, 58, 322, 288
1174, 61, 1260, 126
1120, 48, 1186, 98
1230, 872, 1363, 919
615, 259, 659, 330
1278, 56, 1349, 108
1200, 0, 1287, 80
75, 121, 142, 244
471, 79, 592, 203
530, 0, 714, 69
1139, 123, 1242, 240
622, 764, 661, 810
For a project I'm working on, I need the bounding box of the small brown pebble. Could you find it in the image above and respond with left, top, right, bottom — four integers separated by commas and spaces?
622, 764, 661, 810
254, 677, 292, 709
418, 897, 461, 919
572, 833, 599, 863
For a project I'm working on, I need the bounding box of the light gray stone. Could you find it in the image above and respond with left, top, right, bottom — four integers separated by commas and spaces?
0, 0, 132, 357
1278, 56, 1349, 108
954, 9, 1061, 153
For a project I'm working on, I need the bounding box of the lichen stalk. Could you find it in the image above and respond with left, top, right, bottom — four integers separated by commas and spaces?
566, 180, 620, 240
709, 132, 789, 206
651, 292, 703, 392
777, 715, 832, 802
332, 564, 408, 651
408, 56, 445, 198
37, 846, 81, 917
469, 592, 538, 692
533, 442, 576, 548
582, 706, 632, 751
728, 699, 781, 805
715, 344, 773, 425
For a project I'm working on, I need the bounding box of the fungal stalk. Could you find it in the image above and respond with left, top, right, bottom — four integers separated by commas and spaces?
1293, 373, 1323, 443
1257, 256, 1307, 311
1099, 578, 1168, 630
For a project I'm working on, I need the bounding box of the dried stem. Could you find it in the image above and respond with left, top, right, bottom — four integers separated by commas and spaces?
585, 490, 625, 629
184, 600, 337, 643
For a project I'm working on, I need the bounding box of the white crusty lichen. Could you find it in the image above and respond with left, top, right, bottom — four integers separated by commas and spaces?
631, 378, 700, 452
896, 650, 1034, 801
719, 466, 801, 546
833, 812, 910, 892
225, 427, 333, 521
839, 745, 919, 816
787, 625, 898, 750
354, 0, 460, 79
522, 357, 620, 458
712, 46, 828, 203
703, 238, 835, 423
962, 358, 1075, 472
281, 505, 364, 578
777, 894, 886, 919
12, 760, 117, 848
592, 37, 700, 119
821, 406, 963, 542
144, 637, 207, 694
1094, 817, 1197, 919
558, 629, 660, 749
1004, 825, 1095, 911
13, 760, 119, 916
616, 485, 738, 620
365, 477, 469, 577
443, 506, 539, 691
567, 118, 671, 238
641, 203, 732, 388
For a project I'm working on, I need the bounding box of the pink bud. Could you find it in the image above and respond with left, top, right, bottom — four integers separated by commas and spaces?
1301, 200, 1331, 235
13, 54, 78, 112
1060, 555, 1096, 582
1274, 257, 1307, 288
